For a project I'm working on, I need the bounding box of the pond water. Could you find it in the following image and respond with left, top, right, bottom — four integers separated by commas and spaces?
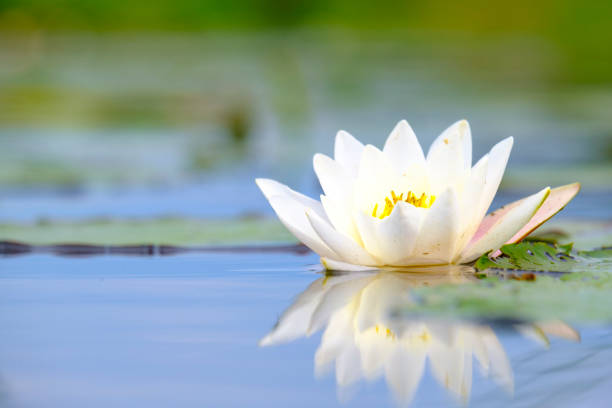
1, 251, 612, 407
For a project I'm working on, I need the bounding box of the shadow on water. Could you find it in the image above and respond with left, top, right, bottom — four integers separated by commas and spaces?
260, 266, 580, 406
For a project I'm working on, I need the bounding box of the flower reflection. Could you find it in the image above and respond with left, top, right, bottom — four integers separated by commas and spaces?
260, 267, 579, 405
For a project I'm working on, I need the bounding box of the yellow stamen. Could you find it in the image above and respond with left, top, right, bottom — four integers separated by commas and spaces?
372, 190, 436, 219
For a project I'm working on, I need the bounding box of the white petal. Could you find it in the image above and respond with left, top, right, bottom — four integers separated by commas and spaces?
313, 153, 352, 202
410, 188, 460, 264
354, 145, 396, 214
377, 202, 424, 265
382, 120, 426, 174
266, 195, 338, 260
320, 195, 362, 245
429, 119, 472, 168
256, 178, 328, 221
354, 202, 423, 265
321, 257, 379, 272
426, 120, 472, 193
334, 130, 364, 176
353, 208, 378, 249
455, 154, 489, 253
306, 209, 379, 266
458, 187, 550, 263
471, 137, 514, 227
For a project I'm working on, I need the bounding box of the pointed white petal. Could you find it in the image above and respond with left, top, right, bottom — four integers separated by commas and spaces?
410, 188, 460, 264
256, 178, 328, 220
455, 154, 490, 253
355, 202, 423, 265
470, 137, 514, 227
459, 187, 550, 263
426, 120, 472, 193
383, 120, 426, 174
313, 153, 353, 202
334, 130, 364, 176
353, 211, 383, 260
306, 209, 379, 266
354, 144, 396, 214
266, 195, 338, 259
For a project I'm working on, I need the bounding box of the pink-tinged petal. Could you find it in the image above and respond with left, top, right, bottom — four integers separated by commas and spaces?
458, 187, 550, 263
478, 183, 580, 258
504, 182, 581, 245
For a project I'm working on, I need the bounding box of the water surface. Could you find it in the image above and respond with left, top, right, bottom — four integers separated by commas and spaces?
2, 252, 611, 407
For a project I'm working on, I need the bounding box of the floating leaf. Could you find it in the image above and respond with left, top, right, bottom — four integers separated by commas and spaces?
475, 241, 612, 273
0, 217, 294, 246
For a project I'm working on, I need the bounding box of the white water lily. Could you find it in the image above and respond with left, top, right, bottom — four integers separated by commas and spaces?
256, 120, 579, 270
260, 269, 579, 405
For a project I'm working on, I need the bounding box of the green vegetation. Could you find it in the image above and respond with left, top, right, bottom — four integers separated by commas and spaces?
0, 217, 294, 245
475, 241, 612, 273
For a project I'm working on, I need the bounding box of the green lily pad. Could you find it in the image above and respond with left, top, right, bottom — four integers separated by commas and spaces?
0, 217, 294, 246
474, 241, 612, 272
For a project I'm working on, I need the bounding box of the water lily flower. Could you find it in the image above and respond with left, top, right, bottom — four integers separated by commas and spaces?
260, 269, 579, 404
256, 120, 579, 270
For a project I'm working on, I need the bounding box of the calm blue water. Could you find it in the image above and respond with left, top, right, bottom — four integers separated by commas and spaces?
2, 252, 611, 407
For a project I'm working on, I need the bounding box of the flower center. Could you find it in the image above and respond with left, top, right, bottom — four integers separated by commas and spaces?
372, 190, 436, 219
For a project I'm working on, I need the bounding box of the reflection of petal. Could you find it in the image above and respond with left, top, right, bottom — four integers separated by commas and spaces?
385, 347, 427, 404
260, 273, 370, 346
430, 339, 473, 402
308, 275, 374, 335
536, 320, 581, 342
262, 269, 575, 406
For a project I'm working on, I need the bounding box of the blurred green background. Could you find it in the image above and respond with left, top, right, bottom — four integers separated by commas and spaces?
0, 0, 611, 216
